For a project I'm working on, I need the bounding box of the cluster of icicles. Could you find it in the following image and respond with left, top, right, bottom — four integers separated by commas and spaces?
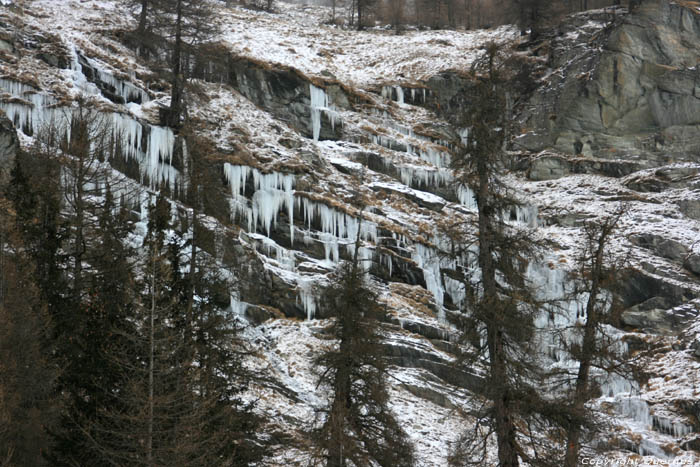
0, 77, 177, 191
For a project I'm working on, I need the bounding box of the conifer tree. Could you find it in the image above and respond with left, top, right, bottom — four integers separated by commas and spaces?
313, 232, 415, 467
447, 44, 569, 467
0, 200, 60, 467
562, 207, 638, 467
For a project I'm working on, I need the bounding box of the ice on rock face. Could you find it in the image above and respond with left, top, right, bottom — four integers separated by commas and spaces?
248, 233, 297, 271
395, 86, 404, 104
0, 78, 178, 190
0, 79, 67, 135
411, 145, 452, 169
309, 84, 339, 142
398, 165, 453, 190
300, 197, 377, 263
457, 184, 477, 210
444, 275, 466, 309
111, 112, 178, 190
412, 243, 446, 314
380, 85, 404, 104
69, 47, 150, 104
223, 163, 296, 240
297, 277, 317, 320
230, 293, 249, 317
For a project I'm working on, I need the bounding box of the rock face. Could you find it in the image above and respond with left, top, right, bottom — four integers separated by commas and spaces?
516, 1, 700, 162
196, 53, 347, 141
0, 110, 17, 190
527, 151, 645, 181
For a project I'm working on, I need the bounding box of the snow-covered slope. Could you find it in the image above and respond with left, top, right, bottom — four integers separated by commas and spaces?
0, 0, 699, 465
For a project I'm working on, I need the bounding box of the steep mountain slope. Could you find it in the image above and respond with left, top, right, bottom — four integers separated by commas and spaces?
0, 0, 699, 465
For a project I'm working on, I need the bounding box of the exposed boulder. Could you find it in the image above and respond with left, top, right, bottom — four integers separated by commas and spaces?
621, 295, 700, 335
629, 233, 689, 262
527, 151, 645, 181
678, 199, 700, 221
618, 269, 697, 311
685, 254, 700, 276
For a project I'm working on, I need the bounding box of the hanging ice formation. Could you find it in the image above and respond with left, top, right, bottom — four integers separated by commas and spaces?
297, 277, 318, 320
506, 203, 539, 228
398, 164, 453, 190
407, 143, 452, 169
0, 77, 177, 190
247, 232, 296, 271
457, 184, 478, 210
110, 112, 178, 190
69, 46, 150, 104
412, 243, 449, 317
309, 84, 339, 141
223, 163, 296, 241
381, 85, 404, 104
300, 197, 378, 264
0, 79, 68, 135
229, 293, 249, 318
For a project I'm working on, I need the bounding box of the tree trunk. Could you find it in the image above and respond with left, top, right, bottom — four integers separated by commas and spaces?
147, 250, 155, 467
357, 0, 363, 30
477, 152, 520, 467
168, 0, 184, 128
137, 0, 148, 34
564, 233, 606, 467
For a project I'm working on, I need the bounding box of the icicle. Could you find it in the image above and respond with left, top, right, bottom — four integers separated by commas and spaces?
111, 112, 178, 190
223, 164, 296, 239
230, 293, 248, 317
310, 84, 327, 141
299, 197, 378, 265
412, 243, 445, 316
508, 204, 539, 228
395, 86, 404, 104
444, 276, 466, 309
309, 84, 340, 142
457, 184, 477, 210
417, 146, 451, 168
382, 253, 393, 278
297, 278, 317, 320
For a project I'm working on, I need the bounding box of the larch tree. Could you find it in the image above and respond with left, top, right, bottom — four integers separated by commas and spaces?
156, 0, 219, 127
562, 206, 640, 466
313, 224, 415, 467
446, 44, 573, 466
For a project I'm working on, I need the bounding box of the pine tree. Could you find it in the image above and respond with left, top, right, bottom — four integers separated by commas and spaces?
313, 235, 415, 467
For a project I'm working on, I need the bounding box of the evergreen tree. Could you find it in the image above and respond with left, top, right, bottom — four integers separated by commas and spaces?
313, 237, 415, 467
0, 200, 60, 467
